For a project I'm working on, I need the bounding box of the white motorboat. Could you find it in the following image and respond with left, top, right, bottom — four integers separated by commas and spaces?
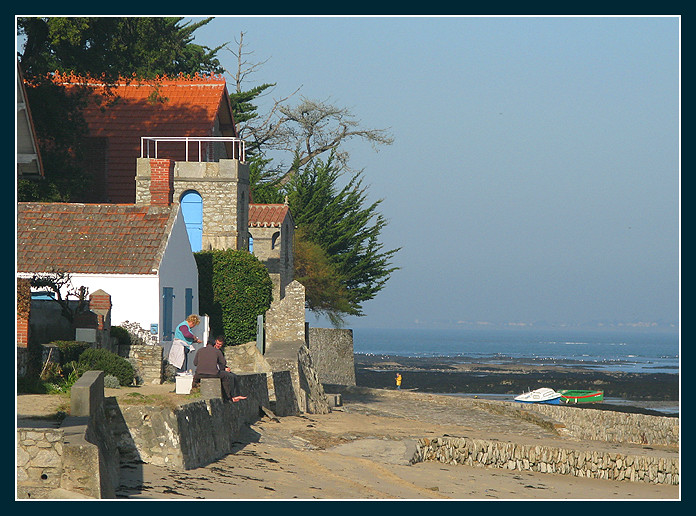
514, 387, 562, 404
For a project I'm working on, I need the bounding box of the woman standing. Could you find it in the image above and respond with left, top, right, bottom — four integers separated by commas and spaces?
168, 314, 202, 373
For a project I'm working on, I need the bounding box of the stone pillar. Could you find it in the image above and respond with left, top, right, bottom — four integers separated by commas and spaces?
89, 290, 112, 331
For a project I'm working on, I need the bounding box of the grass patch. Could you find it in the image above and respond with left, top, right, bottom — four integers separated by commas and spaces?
119, 392, 180, 411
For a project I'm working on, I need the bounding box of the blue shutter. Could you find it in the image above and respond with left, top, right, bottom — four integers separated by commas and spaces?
162, 287, 175, 341
180, 190, 203, 252
185, 288, 193, 317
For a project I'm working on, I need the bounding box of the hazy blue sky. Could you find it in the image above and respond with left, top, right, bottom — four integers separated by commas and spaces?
188, 16, 680, 330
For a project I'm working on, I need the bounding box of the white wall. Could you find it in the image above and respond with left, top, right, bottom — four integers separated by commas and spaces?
61, 273, 160, 332
158, 207, 200, 341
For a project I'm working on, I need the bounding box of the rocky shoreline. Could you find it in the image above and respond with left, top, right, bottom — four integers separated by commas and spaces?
353, 354, 679, 417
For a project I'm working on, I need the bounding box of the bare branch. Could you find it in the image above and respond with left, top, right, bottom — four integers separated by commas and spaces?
30, 269, 89, 323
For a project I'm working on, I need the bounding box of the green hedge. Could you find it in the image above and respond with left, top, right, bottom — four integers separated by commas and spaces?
195, 250, 273, 345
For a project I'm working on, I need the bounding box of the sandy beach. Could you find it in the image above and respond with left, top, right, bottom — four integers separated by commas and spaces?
113, 385, 678, 500
18, 358, 680, 501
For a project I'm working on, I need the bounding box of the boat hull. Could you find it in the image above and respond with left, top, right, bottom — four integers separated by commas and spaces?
559, 390, 604, 403
514, 387, 561, 404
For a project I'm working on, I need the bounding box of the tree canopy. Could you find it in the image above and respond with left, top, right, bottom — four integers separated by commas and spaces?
17, 16, 224, 202
18, 17, 223, 80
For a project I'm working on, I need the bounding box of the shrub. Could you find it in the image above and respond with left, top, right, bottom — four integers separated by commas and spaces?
110, 326, 131, 347
51, 340, 91, 366
195, 249, 273, 345
103, 374, 120, 389
78, 348, 135, 386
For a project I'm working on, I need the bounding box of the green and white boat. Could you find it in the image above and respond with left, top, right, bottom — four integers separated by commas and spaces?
558, 389, 604, 404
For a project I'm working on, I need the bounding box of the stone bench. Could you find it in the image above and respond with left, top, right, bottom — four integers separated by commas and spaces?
199, 378, 223, 399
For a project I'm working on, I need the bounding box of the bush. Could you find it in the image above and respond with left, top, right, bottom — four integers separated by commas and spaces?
110, 326, 131, 347
51, 340, 91, 366
78, 348, 135, 386
103, 374, 121, 389
196, 249, 273, 345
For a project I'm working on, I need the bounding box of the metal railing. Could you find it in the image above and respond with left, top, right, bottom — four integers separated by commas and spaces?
140, 136, 246, 163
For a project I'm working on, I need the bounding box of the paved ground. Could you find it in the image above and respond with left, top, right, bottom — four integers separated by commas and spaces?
17, 383, 680, 500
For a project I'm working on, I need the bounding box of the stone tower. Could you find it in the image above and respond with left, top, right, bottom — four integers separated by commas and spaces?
135, 158, 250, 251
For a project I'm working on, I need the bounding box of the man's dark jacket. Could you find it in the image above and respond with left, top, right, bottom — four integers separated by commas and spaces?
194, 345, 226, 376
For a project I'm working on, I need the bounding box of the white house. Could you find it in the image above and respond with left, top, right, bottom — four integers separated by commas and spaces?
16, 159, 200, 344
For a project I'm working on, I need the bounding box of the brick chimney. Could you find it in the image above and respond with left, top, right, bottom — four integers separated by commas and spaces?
149, 158, 174, 206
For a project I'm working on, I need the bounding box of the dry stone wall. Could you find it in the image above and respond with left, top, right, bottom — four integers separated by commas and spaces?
414, 436, 679, 485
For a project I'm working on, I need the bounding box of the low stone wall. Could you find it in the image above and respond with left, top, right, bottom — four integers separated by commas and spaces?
224, 342, 272, 374
119, 344, 163, 385
272, 370, 301, 416
413, 437, 679, 485
16, 428, 64, 498
106, 372, 269, 470
17, 371, 120, 499
514, 402, 679, 447
307, 327, 356, 386
17, 346, 28, 378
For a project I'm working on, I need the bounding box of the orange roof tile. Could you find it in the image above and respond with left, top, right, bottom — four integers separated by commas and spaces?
248, 204, 292, 228
17, 202, 177, 275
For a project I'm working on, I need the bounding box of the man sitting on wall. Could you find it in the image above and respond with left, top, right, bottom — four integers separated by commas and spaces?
193, 335, 246, 402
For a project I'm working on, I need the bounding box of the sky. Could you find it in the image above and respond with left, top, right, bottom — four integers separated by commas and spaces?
189, 16, 678, 330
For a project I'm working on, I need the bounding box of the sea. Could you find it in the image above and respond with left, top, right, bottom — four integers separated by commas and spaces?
352, 327, 680, 413
352, 327, 679, 375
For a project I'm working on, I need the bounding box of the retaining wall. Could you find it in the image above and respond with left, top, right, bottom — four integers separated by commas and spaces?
413, 436, 679, 485
17, 371, 120, 499
105, 372, 270, 470
514, 402, 679, 446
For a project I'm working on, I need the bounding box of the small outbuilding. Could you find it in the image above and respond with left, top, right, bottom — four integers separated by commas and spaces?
16, 161, 199, 343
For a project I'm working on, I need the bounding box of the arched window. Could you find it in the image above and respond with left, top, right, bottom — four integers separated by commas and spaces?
271, 231, 280, 250
180, 190, 203, 252
248, 232, 254, 254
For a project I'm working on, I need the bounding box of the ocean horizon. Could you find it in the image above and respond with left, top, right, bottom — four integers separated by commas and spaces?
351, 326, 679, 375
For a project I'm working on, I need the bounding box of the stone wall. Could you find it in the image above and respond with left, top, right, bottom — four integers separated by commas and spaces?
136, 158, 250, 251
413, 436, 679, 485
272, 370, 301, 416
265, 280, 306, 349
119, 344, 163, 385
106, 372, 268, 470
514, 403, 679, 447
224, 342, 272, 374
16, 428, 64, 498
17, 346, 28, 378
307, 327, 356, 386
17, 371, 120, 499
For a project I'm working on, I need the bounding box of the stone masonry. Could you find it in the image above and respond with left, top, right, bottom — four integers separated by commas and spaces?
307, 327, 356, 386
135, 158, 250, 251
265, 280, 306, 350
414, 436, 679, 485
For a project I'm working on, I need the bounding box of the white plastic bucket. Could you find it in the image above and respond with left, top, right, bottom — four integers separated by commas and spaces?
175, 374, 193, 394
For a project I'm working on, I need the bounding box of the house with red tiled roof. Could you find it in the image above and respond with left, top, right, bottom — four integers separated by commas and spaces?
17, 161, 200, 344
248, 202, 295, 301
55, 73, 238, 204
